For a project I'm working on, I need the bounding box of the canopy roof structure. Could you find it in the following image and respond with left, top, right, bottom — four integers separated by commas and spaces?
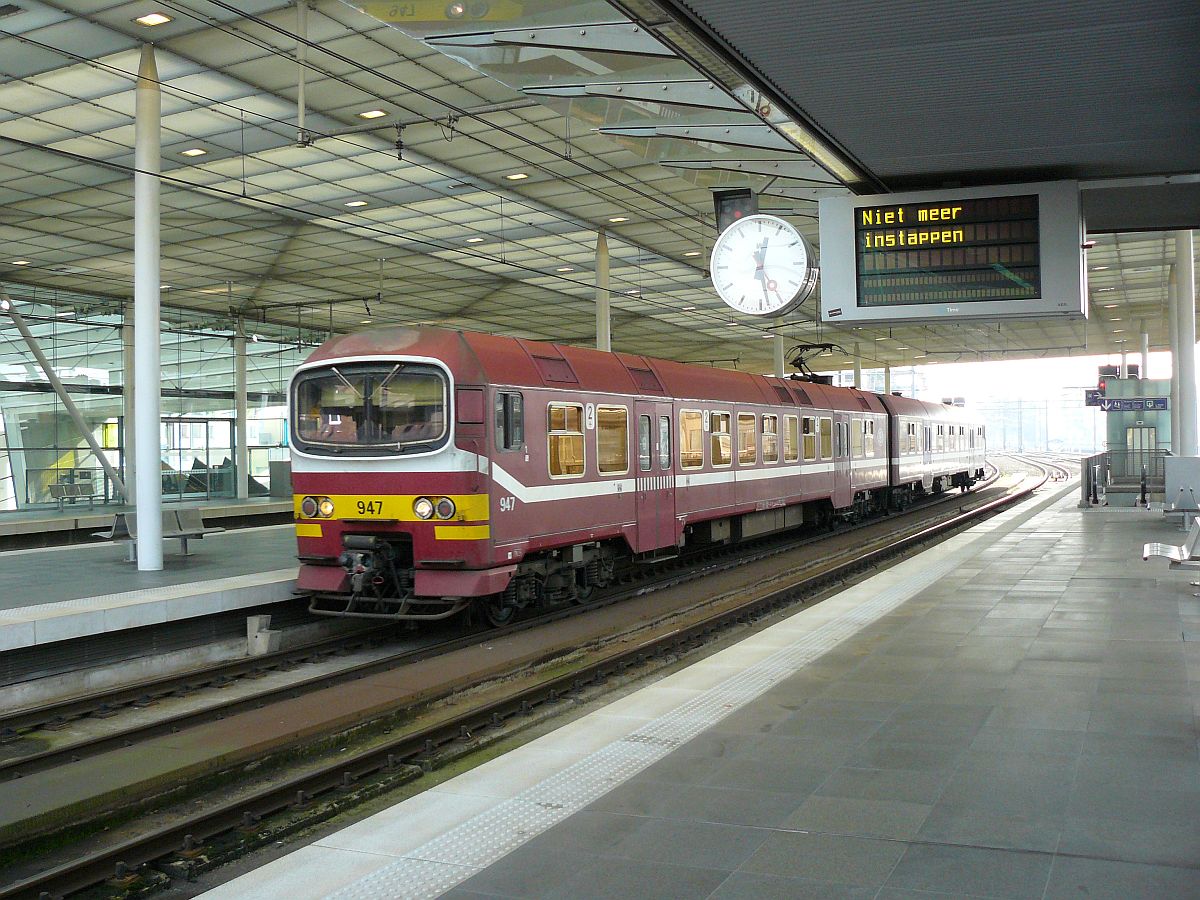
0, 0, 1195, 379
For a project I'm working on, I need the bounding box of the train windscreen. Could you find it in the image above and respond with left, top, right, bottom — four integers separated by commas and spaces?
292, 362, 447, 454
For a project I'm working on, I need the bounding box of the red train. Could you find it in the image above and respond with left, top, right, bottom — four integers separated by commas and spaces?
290, 327, 985, 624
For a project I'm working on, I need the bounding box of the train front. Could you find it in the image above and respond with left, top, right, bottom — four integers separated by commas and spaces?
288, 330, 496, 620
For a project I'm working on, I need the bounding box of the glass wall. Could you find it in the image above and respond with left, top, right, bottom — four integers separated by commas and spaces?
0, 283, 313, 512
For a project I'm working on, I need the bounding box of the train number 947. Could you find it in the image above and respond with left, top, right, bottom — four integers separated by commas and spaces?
356, 499, 384, 516
498, 495, 516, 513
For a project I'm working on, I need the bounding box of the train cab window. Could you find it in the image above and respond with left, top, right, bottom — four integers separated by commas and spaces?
802, 416, 817, 461
638, 415, 652, 472
737, 413, 757, 465
597, 406, 629, 475
495, 391, 524, 451
762, 415, 778, 463
680, 410, 703, 469
710, 412, 732, 467
659, 416, 671, 470
851, 418, 863, 458
820, 417, 833, 459
547, 403, 584, 478
784, 415, 799, 462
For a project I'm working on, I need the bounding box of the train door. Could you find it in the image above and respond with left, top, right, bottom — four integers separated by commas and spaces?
635, 401, 676, 552
922, 424, 934, 489
832, 415, 852, 507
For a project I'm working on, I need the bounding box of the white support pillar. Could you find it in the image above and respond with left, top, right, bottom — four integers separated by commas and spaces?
296, 0, 309, 146
134, 43, 163, 570
1170, 270, 1181, 450
1140, 327, 1149, 380
884, 365, 892, 395
122, 314, 135, 504
773, 335, 785, 378
852, 344, 862, 389
595, 229, 610, 352
1175, 230, 1198, 457
234, 327, 249, 500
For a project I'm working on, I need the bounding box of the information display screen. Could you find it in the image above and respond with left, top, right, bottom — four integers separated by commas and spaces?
818, 181, 1084, 325
855, 195, 1040, 308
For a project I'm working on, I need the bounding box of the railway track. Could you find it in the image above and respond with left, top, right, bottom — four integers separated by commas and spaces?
0, 465, 1055, 900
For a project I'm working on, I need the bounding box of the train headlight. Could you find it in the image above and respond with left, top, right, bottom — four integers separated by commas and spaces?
413, 497, 435, 520
300, 496, 318, 518
317, 497, 335, 518
435, 497, 456, 520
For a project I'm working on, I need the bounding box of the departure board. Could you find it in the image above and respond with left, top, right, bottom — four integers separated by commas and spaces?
856, 195, 1039, 307
818, 181, 1085, 325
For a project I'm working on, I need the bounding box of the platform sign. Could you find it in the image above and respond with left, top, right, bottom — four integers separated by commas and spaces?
1098, 397, 1169, 412
1084, 389, 1103, 407
819, 181, 1086, 325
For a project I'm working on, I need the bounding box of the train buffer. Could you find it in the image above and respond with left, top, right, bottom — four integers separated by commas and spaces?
93, 508, 225, 561
1142, 518, 1200, 569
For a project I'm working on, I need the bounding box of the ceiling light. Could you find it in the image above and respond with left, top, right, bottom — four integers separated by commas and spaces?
1110, 317, 1122, 322
466, 237, 485, 243
1115, 338, 1129, 343
11, 259, 29, 266
874, 336, 887, 341
1103, 303, 1118, 308
895, 346, 909, 350
1112, 329, 1125, 333
556, 266, 574, 272
1091, 265, 1109, 271
180, 147, 207, 157
727, 321, 738, 327
761, 334, 774, 339
1096, 287, 1116, 292
683, 251, 701, 257
159, 284, 170, 289
608, 216, 629, 223
361, 319, 372, 325
625, 289, 640, 295
344, 200, 368, 207
358, 109, 387, 119
681, 305, 696, 311
504, 172, 529, 181
135, 12, 171, 26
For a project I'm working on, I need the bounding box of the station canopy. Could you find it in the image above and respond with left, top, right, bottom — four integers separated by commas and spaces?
0, 0, 1196, 376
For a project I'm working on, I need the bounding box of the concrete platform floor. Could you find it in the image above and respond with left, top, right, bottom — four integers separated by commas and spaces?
198, 485, 1200, 900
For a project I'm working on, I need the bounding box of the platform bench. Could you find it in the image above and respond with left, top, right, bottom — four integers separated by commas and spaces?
1143, 518, 1200, 568
93, 508, 226, 560
49, 482, 98, 512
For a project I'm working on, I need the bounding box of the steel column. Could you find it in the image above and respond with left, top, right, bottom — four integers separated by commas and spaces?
234, 328, 249, 500
134, 43, 163, 570
852, 344, 861, 389
773, 335, 785, 378
1175, 230, 1198, 456
122, 314, 135, 504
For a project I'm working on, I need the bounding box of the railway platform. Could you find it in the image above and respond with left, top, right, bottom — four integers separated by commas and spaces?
0, 520, 298, 653
200, 482, 1200, 899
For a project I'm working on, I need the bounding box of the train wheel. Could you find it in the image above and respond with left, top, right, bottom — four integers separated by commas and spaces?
483, 595, 517, 627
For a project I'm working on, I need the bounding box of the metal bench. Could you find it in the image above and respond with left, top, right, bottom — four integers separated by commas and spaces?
1143, 518, 1200, 568
49, 482, 98, 512
93, 509, 226, 560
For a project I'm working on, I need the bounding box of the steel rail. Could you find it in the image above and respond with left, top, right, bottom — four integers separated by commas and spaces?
0, 468, 1049, 900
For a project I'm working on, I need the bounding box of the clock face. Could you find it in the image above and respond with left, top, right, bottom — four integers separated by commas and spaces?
709, 214, 818, 317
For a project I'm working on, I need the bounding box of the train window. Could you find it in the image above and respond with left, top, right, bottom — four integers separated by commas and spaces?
547, 403, 584, 478
907, 422, 918, 454
293, 362, 447, 455
833, 421, 843, 458
784, 415, 799, 462
659, 416, 671, 470
802, 416, 817, 461
851, 418, 863, 458
936, 425, 945, 452
710, 412, 732, 467
762, 415, 778, 463
820, 418, 833, 458
495, 392, 524, 451
969, 428, 974, 449
738, 413, 756, 465
865, 420, 875, 455
638, 415, 652, 472
597, 406, 629, 475
680, 410, 703, 469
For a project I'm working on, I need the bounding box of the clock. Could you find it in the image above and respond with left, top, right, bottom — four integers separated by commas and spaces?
709, 214, 818, 317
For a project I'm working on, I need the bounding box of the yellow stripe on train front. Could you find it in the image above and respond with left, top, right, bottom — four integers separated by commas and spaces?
293, 493, 489, 522
434, 524, 491, 541
295, 522, 323, 538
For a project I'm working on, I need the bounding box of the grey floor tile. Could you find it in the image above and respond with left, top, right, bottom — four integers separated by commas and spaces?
782, 794, 932, 840
598, 815, 771, 870
934, 767, 1072, 820
1080, 730, 1200, 763
916, 805, 1061, 853
1057, 815, 1200, 869
587, 778, 807, 828
814, 766, 948, 805
770, 713, 883, 743
707, 871, 875, 900
699, 758, 833, 795
1067, 780, 1200, 828
1085, 707, 1198, 738
456, 846, 606, 898
849, 738, 967, 774
544, 856, 732, 900
1043, 856, 1200, 900
885, 843, 1052, 899
983, 705, 1091, 732
737, 830, 906, 886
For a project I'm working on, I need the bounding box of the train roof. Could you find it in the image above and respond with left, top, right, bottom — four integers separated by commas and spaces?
305, 327, 902, 415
